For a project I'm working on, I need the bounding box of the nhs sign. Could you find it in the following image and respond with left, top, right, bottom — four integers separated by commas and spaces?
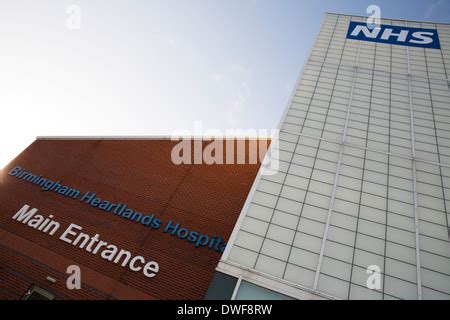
346, 21, 441, 49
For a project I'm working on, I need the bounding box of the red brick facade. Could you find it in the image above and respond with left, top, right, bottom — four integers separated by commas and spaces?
0, 139, 266, 299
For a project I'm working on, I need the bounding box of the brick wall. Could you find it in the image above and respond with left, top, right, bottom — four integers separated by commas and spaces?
0, 139, 267, 299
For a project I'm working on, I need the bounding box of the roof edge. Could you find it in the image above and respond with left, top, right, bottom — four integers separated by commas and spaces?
324, 11, 450, 25
36, 136, 273, 140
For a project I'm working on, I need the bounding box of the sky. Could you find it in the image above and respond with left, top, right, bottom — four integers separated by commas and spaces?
0, 0, 449, 169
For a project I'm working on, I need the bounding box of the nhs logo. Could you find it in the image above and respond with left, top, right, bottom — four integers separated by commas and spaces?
346, 21, 441, 49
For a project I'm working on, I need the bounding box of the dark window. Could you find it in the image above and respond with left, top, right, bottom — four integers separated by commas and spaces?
22, 285, 55, 300
204, 272, 238, 300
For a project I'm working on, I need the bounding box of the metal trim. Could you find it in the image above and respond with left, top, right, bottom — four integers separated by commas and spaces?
312, 39, 362, 291
405, 21, 423, 300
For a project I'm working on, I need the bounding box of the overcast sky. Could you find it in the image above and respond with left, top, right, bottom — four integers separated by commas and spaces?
1, 0, 449, 169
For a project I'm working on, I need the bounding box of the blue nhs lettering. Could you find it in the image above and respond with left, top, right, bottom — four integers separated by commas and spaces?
346, 21, 441, 49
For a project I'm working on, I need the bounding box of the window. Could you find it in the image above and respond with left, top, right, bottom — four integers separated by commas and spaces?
204, 272, 238, 300
22, 285, 55, 300
235, 281, 294, 300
